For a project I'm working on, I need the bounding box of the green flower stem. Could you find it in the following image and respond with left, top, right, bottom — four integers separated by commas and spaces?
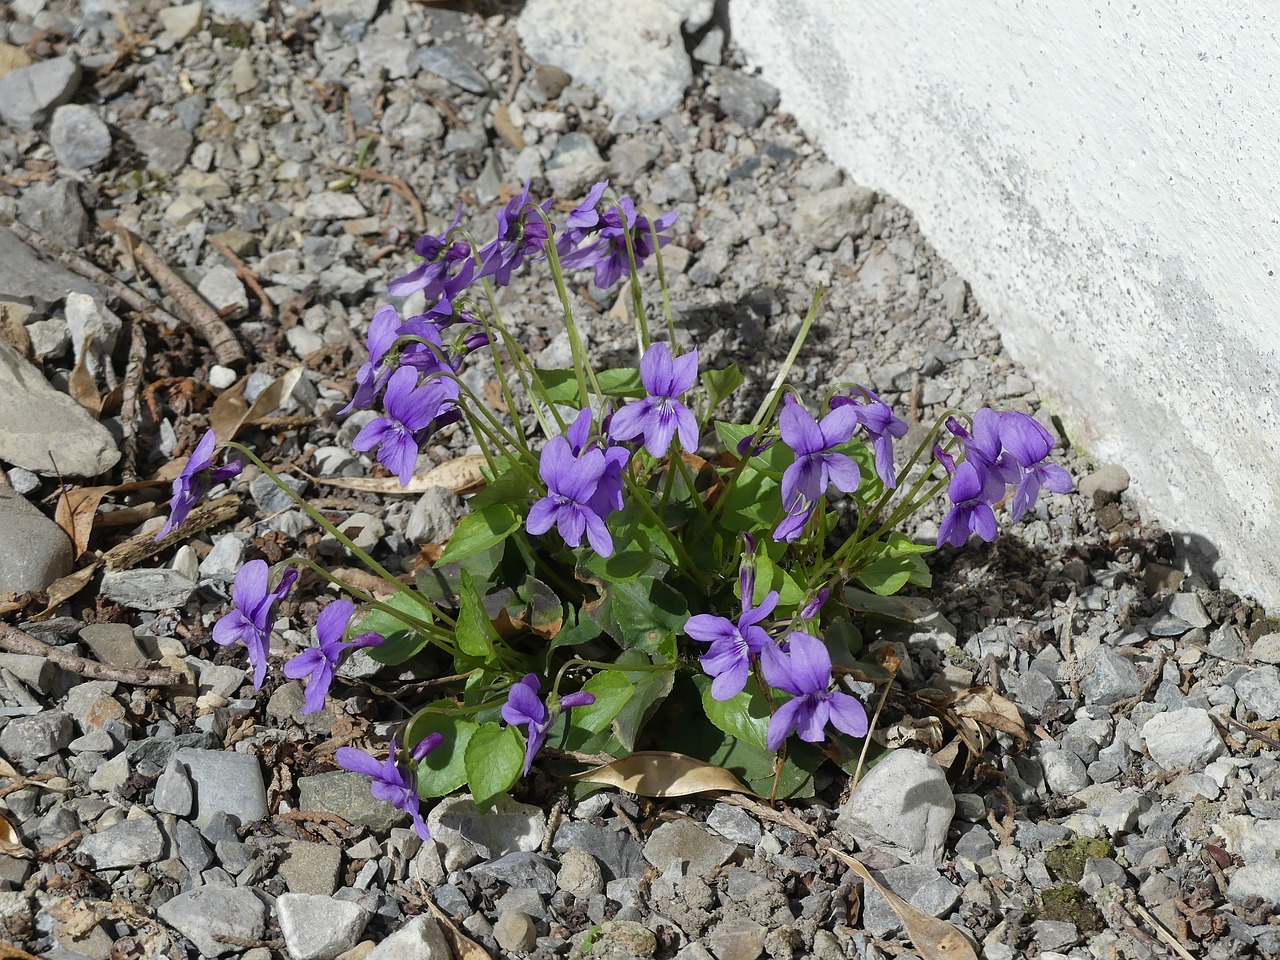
614, 199, 650, 355
552, 655, 674, 697
644, 212, 678, 347
222, 442, 456, 629
478, 279, 565, 437
622, 468, 706, 588
672, 450, 711, 523
464, 293, 530, 452
750, 286, 823, 427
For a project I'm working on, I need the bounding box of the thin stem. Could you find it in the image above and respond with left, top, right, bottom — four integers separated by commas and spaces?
751, 286, 824, 427
850, 667, 896, 791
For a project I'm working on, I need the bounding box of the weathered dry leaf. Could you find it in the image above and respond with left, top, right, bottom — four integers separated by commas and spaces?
28, 564, 99, 620
309, 454, 489, 496
0, 810, 30, 858
571, 751, 755, 798
209, 367, 303, 441
949, 686, 1028, 742
835, 850, 979, 960
68, 353, 103, 417
874, 716, 945, 751
425, 900, 490, 959
43, 897, 98, 935
0, 944, 42, 960
0, 302, 32, 358
54, 478, 171, 558
492, 104, 525, 150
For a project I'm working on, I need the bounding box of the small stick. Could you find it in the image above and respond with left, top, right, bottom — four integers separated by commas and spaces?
1126, 902, 1197, 960
0, 622, 182, 687
118, 320, 148, 483
103, 494, 240, 571
0, 212, 184, 330
102, 220, 246, 369
1220, 714, 1280, 751
209, 238, 275, 320
324, 162, 426, 228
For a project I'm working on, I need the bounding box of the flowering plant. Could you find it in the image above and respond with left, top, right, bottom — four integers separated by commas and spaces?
173, 182, 1069, 830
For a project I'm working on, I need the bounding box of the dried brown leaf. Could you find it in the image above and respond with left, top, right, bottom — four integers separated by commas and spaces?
309, 454, 489, 496
28, 564, 99, 620
0, 810, 30, 858
68, 352, 103, 417
949, 686, 1028, 742
209, 367, 303, 441
54, 477, 171, 558
571, 751, 755, 798
834, 850, 979, 960
425, 900, 490, 959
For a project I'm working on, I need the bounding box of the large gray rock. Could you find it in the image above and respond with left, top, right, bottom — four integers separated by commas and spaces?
1141, 707, 1225, 770
425, 795, 545, 871
17, 180, 88, 250
1235, 666, 1280, 720
860, 864, 959, 939
0, 487, 72, 594
122, 120, 194, 176
836, 749, 955, 865
0, 338, 119, 476
0, 710, 73, 761
277, 894, 370, 960
0, 56, 81, 131
298, 770, 406, 833
0, 231, 105, 320
1227, 861, 1280, 905
1080, 647, 1143, 706
794, 184, 877, 251
643, 819, 735, 876
49, 105, 112, 169
517, 0, 712, 121
157, 887, 267, 958
77, 817, 167, 869
99, 568, 197, 611
365, 915, 451, 960
174, 747, 269, 828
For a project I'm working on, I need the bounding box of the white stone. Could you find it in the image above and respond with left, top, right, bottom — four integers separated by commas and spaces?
836, 749, 954, 865
277, 894, 370, 960
365, 915, 451, 960
731, 0, 1280, 610
198, 265, 249, 321
1140, 707, 1225, 771
295, 192, 367, 220
209, 364, 238, 389
159, 2, 204, 40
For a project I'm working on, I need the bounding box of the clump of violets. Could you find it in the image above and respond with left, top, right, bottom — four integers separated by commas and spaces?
156, 429, 242, 539
188, 178, 1075, 824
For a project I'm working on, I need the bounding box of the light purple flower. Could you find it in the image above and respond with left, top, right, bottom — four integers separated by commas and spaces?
526, 436, 615, 556
156, 429, 243, 539
832, 390, 908, 487
608, 342, 699, 458
996, 411, 1072, 520
557, 182, 678, 287
564, 407, 630, 519
772, 398, 860, 543
352, 366, 456, 485
686, 587, 780, 701
282, 599, 383, 714
387, 205, 477, 301
339, 304, 403, 416
937, 459, 1000, 548
212, 560, 298, 688
336, 737, 439, 841
760, 632, 868, 751
476, 182, 552, 287
502, 674, 595, 775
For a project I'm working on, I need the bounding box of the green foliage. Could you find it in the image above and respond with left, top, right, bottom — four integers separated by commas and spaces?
464, 722, 526, 810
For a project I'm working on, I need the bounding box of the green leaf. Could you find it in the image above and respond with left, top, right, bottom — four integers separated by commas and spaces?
578, 533, 659, 584
583, 575, 689, 656
571, 672, 636, 734
466, 463, 533, 510
533, 367, 644, 405
456, 571, 499, 659
611, 650, 675, 752
695, 674, 771, 750
407, 711, 478, 798
357, 592, 436, 665
464, 721, 526, 810
700, 364, 745, 417
436, 503, 521, 564
754, 545, 806, 607
854, 535, 934, 595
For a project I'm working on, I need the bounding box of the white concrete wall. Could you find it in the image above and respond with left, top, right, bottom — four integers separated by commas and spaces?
732, 0, 1280, 608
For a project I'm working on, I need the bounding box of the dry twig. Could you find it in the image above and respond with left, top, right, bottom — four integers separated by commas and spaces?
323, 162, 426, 228
104, 494, 240, 571
0, 212, 184, 331
102, 220, 247, 369
118, 320, 148, 483
0, 622, 182, 686
209, 237, 275, 319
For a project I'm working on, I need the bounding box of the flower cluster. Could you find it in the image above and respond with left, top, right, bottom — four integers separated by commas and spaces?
935, 408, 1072, 548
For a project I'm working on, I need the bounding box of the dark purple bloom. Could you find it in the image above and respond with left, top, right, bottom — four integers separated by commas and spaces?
799, 587, 830, 620
212, 560, 298, 688
527, 435, 615, 556
608, 342, 699, 457
336, 737, 439, 841
352, 366, 456, 485
502, 674, 595, 775
760, 632, 868, 751
156, 429, 243, 539
476, 182, 553, 287
557, 182, 677, 288
773, 498, 816, 543
832, 390, 909, 487
686, 587, 780, 701
937, 460, 1000, 548
996, 411, 1072, 520
564, 407, 630, 519
387, 205, 477, 301
772, 398, 859, 542
339, 304, 403, 416
282, 599, 383, 714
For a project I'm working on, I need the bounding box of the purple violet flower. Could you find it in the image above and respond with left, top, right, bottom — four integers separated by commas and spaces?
686, 587, 780, 701
832, 390, 909, 487
557, 182, 678, 288
994, 411, 1073, 520
339, 304, 403, 416
772, 398, 860, 542
352, 366, 456, 485
282, 599, 384, 714
501, 674, 595, 775
212, 560, 298, 688
760, 632, 868, 751
608, 342, 699, 458
937, 459, 1000, 548
336, 738, 439, 841
564, 407, 631, 519
156, 429, 243, 539
386, 205, 477, 301
527, 435, 616, 556
476, 182, 553, 287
